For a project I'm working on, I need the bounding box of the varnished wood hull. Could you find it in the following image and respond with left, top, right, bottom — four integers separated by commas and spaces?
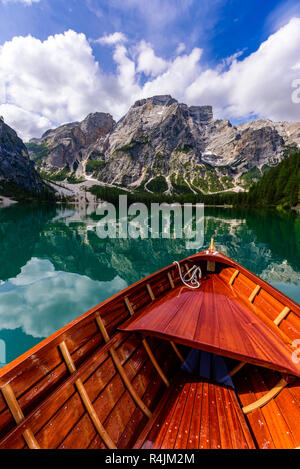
0, 247, 299, 449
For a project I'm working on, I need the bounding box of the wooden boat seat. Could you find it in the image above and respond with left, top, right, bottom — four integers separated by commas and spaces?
120, 275, 300, 377
135, 372, 256, 449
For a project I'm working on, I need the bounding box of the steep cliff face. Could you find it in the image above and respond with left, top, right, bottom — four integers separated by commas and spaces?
0, 119, 45, 193
30, 95, 300, 194
30, 112, 115, 174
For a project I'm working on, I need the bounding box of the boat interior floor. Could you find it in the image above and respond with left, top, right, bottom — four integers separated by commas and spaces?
135, 372, 256, 449
121, 274, 300, 377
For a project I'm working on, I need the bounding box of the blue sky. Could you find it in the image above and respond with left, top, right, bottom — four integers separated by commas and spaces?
0, 0, 295, 70
0, 0, 300, 138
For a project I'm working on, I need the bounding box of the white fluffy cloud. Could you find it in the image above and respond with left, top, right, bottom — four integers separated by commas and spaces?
1, 19, 300, 141
94, 32, 127, 45
0, 104, 52, 140
140, 47, 202, 99
0, 30, 128, 139
0, 258, 127, 338
136, 40, 168, 76
185, 17, 300, 121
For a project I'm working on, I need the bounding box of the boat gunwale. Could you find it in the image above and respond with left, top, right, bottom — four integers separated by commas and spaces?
0, 249, 299, 383
0, 248, 299, 450
0, 259, 184, 381
0, 332, 129, 448
187, 251, 300, 314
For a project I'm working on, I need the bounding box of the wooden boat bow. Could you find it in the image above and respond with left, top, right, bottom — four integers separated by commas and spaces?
120, 248, 300, 378
0, 241, 299, 449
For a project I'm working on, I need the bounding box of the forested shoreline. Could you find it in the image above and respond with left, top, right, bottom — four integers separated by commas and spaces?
88, 150, 300, 210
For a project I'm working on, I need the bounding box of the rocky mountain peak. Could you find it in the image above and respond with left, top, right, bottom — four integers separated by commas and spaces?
186, 105, 213, 122
132, 94, 177, 108
88, 95, 300, 192
131, 95, 213, 122
30, 112, 115, 173
80, 112, 115, 143
0, 120, 45, 193
26, 94, 300, 195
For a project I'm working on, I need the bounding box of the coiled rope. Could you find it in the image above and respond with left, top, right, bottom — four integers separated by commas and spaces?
173, 261, 202, 289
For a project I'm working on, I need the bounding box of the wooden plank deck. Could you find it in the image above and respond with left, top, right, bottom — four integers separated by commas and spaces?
120, 275, 300, 377
136, 373, 255, 449
234, 366, 300, 449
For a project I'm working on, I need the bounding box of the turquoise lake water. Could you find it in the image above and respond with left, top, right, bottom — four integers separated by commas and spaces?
0, 203, 299, 366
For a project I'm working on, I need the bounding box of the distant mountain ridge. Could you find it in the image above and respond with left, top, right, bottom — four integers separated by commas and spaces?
29, 112, 115, 174
26, 95, 300, 194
